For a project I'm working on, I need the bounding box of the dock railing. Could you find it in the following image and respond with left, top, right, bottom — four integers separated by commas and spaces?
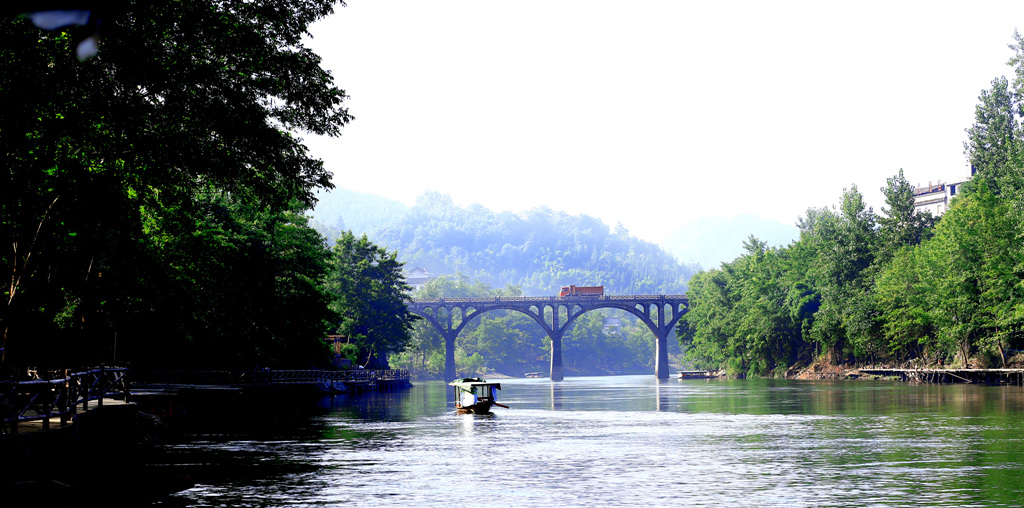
259, 369, 410, 384
0, 367, 130, 435
0, 368, 411, 434
133, 368, 411, 386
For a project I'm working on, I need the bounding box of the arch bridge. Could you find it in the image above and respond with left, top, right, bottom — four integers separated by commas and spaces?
406, 295, 688, 381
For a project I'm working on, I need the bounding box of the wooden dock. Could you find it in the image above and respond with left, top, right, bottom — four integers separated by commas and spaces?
133, 368, 412, 394
859, 368, 1024, 385
0, 367, 131, 435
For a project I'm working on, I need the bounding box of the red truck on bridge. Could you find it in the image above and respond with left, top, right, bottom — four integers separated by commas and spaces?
558, 285, 604, 297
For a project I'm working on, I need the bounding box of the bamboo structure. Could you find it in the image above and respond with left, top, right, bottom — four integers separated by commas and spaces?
859, 368, 1024, 385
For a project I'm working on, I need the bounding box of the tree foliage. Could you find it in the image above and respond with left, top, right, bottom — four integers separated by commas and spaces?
681, 34, 1024, 375
2, 1, 351, 372
326, 232, 417, 368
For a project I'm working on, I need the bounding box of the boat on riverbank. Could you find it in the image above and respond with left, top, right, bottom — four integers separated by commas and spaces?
678, 370, 719, 379
449, 378, 507, 414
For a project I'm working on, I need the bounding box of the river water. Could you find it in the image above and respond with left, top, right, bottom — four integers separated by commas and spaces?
153, 376, 1024, 507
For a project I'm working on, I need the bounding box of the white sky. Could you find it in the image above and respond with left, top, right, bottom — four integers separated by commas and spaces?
301, 0, 1024, 245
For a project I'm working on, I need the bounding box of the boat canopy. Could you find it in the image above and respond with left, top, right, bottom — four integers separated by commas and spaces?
448, 377, 501, 392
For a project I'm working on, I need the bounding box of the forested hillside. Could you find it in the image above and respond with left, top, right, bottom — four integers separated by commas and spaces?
313, 190, 698, 295
308, 187, 408, 240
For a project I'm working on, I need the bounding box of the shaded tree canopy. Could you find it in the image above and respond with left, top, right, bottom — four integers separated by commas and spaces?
2, 1, 350, 371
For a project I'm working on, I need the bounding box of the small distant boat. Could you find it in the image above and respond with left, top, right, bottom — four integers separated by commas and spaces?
524, 372, 544, 378
449, 378, 507, 414
678, 370, 719, 379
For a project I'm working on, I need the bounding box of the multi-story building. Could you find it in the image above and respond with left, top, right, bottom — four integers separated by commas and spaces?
912, 167, 975, 216
912, 180, 962, 216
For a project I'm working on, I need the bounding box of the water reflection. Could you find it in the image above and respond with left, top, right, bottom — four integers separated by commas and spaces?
656, 378, 669, 411
158, 376, 1024, 507
549, 382, 562, 410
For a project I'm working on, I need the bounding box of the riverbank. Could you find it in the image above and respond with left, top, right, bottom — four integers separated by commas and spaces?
1, 368, 413, 501
789, 356, 1024, 384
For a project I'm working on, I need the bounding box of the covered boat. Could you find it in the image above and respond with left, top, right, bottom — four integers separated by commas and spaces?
449, 378, 507, 414
677, 370, 720, 379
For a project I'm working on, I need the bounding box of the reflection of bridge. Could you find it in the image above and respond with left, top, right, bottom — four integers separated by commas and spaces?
406, 295, 688, 381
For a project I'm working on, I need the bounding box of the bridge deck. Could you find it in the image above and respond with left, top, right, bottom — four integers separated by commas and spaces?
410, 294, 687, 303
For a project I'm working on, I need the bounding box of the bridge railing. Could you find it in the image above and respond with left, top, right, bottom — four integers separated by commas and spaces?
409, 295, 687, 304
0, 367, 130, 434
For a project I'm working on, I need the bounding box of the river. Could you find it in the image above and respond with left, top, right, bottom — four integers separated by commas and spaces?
149, 376, 1024, 507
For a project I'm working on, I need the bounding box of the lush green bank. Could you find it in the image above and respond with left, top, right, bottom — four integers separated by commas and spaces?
679, 33, 1024, 377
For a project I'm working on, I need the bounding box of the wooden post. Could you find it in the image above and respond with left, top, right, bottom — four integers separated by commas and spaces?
61, 371, 70, 426
98, 368, 105, 407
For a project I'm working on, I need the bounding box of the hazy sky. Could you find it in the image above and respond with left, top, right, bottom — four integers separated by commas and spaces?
301, 1, 1024, 244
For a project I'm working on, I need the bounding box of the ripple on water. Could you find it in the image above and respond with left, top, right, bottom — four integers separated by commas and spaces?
168, 377, 1024, 507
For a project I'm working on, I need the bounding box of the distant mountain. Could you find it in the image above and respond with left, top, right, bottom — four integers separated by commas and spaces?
309, 190, 698, 295
661, 215, 800, 271
308, 187, 408, 242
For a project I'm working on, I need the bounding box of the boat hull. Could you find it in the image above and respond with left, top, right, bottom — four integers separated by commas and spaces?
455, 402, 494, 414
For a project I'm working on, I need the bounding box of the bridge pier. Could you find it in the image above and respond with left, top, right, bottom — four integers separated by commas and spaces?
549, 333, 564, 382
444, 333, 457, 382
653, 303, 672, 379
655, 330, 670, 379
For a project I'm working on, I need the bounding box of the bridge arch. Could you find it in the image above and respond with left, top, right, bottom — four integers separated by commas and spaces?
406, 295, 687, 381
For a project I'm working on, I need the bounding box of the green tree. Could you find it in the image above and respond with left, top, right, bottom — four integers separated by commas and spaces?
803, 186, 879, 361
327, 232, 417, 368
2, 1, 350, 371
875, 245, 934, 361
136, 193, 336, 369
918, 183, 1024, 366
877, 169, 934, 264
964, 75, 1019, 184
680, 264, 742, 373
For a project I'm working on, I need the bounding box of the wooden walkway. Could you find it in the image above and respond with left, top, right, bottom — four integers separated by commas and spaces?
3, 368, 412, 436
8, 397, 132, 434
1, 367, 130, 435
860, 368, 1024, 385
